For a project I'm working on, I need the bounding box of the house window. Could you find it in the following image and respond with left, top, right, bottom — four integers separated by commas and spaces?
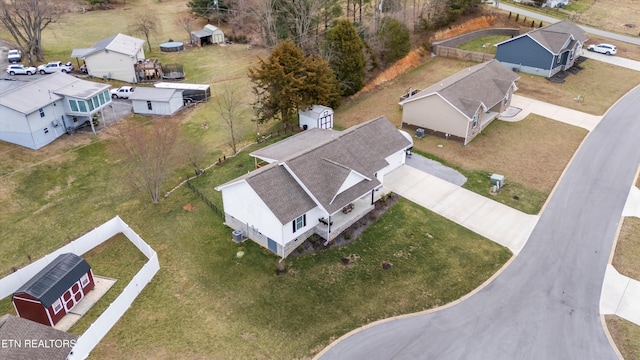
92, 96, 99, 109
103, 90, 111, 103
39, 108, 45, 118
98, 92, 105, 105
78, 101, 87, 112
44, 127, 49, 134
69, 99, 78, 112
87, 99, 94, 111
292, 214, 306, 233
52, 299, 63, 314
80, 273, 89, 287
472, 114, 479, 128
147, 101, 153, 110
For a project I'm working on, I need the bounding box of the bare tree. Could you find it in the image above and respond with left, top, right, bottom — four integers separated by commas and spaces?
112, 119, 183, 204
250, 0, 278, 46
0, 0, 62, 65
175, 13, 195, 44
215, 84, 246, 154
129, 13, 160, 53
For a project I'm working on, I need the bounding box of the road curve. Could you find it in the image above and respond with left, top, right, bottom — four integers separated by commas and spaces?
318, 87, 640, 359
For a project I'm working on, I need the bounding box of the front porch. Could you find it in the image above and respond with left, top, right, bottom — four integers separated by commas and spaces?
314, 194, 375, 241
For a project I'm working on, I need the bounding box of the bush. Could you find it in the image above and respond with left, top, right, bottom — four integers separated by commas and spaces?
376, 18, 410, 66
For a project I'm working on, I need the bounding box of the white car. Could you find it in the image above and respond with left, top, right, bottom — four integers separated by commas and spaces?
7, 49, 22, 63
6, 64, 37, 76
110, 86, 135, 99
37, 61, 73, 74
588, 43, 617, 55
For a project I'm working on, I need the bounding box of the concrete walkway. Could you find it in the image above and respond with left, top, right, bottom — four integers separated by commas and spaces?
600, 186, 640, 326
581, 51, 640, 71
384, 165, 538, 255
500, 94, 603, 130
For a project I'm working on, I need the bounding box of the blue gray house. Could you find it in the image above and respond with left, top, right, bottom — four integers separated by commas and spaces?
495, 20, 587, 78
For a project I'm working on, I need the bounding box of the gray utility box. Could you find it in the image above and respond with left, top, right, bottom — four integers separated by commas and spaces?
232, 230, 243, 242
490, 174, 505, 188
416, 128, 425, 138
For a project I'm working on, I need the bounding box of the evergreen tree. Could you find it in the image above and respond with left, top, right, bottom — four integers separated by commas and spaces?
325, 20, 366, 96
376, 18, 410, 66
249, 41, 341, 125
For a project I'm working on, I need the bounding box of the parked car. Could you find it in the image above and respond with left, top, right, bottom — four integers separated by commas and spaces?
110, 86, 135, 99
37, 61, 73, 74
7, 49, 22, 63
587, 43, 617, 55
6, 64, 37, 76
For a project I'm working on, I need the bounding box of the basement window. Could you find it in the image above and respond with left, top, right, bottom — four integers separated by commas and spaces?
147, 101, 153, 110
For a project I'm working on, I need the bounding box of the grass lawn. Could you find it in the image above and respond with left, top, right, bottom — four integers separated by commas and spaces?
336, 57, 588, 213
457, 35, 511, 54
607, 315, 640, 359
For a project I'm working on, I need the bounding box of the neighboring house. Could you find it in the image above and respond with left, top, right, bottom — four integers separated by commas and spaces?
12, 253, 95, 327
299, 105, 334, 130
191, 24, 225, 46
495, 20, 587, 78
542, 0, 569, 7
71, 33, 146, 83
398, 59, 519, 145
0, 314, 78, 360
129, 87, 184, 116
0, 72, 112, 150
215, 116, 412, 258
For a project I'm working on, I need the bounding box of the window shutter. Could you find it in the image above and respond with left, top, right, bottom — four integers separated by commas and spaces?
292, 220, 296, 233
303, 214, 306, 227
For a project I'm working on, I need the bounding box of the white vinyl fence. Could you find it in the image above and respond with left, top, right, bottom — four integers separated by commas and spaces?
0, 216, 160, 360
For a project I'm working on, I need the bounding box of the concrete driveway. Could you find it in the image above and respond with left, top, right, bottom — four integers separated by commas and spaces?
384, 165, 538, 255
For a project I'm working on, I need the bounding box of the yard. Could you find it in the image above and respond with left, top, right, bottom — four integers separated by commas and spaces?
1, 0, 640, 357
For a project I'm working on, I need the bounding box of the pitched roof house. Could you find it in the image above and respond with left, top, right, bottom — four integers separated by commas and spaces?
215, 116, 412, 257
71, 33, 146, 83
398, 59, 519, 145
0, 314, 78, 360
495, 20, 587, 78
0, 73, 112, 149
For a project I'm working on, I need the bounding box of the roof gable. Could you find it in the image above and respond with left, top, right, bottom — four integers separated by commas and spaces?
14, 253, 91, 308
400, 60, 519, 118
73, 33, 145, 58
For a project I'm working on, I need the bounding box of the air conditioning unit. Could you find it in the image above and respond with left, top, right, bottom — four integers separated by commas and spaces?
232, 230, 243, 243
416, 128, 425, 138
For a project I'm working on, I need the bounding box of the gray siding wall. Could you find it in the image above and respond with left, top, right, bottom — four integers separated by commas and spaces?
496, 36, 553, 71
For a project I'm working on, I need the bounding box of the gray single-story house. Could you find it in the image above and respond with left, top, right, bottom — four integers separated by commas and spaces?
398, 59, 519, 145
129, 87, 184, 116
495, 20, 587, 78
0, 73, 112, 149
71, 33, 146, 83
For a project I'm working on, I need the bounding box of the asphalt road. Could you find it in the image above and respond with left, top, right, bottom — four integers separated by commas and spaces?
318, 87, 640, 359
496, 3, 640, 46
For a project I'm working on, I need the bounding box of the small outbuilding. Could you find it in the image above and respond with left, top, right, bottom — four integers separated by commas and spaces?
129, 87, 184, 116
191, 24, 225, 46
298, 105, 334, 130
154, 82, 211, 103
12, 253, 95, 327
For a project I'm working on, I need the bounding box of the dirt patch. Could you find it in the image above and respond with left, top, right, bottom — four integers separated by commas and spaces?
183, 203, 196, 212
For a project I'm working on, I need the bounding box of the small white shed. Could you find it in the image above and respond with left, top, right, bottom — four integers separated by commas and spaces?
129, 87, 183, 116
191, 25, 225, 46
298, 105, 334, 130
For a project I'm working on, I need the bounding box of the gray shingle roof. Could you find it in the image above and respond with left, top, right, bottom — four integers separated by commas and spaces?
0, 314, 78, 360
522, 20, 587, 54
13, 253, 91, 308
71, 33, 145, 59
251, 128, 338, 162
219, 116, 411, 218
399, 60, 519, 118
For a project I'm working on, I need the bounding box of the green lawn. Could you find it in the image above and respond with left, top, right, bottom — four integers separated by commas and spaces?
457, 35, 511, 54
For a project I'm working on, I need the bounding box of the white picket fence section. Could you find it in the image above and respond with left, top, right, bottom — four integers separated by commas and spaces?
0, 216, 159, 360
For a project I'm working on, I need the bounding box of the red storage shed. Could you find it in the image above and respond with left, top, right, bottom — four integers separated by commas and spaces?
12, 253, 95, 327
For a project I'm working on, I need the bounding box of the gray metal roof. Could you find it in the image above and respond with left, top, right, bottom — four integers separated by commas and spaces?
72, 33, 144, 59
129, 87, 180, 101
399, 60, 519, 119
191, 29, 211, 38
219, 116, 411, 218
13, 253, 91, 308
0, 73, 110, 114
251, 128, 338, 162
0, 314, 78, 360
